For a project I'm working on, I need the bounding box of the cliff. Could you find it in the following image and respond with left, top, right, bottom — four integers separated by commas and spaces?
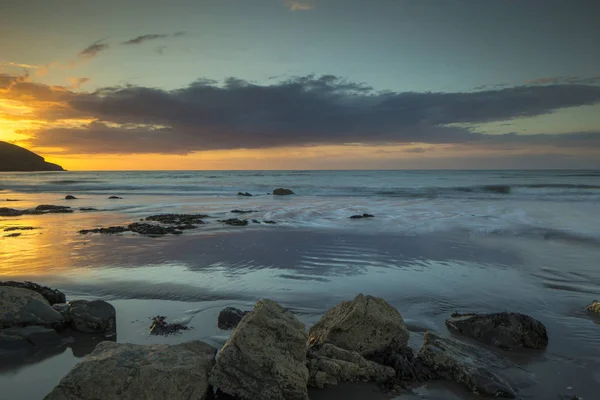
0, 141, 64, 172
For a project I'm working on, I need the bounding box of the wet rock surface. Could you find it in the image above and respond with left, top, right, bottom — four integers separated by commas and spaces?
349, 213, 375, 219
33, 205, 73, 213
149, 315, 190, 336
127, 222, 183, 235
446, 312, 548, 350
145, 213, 208, 224
307, 343, 395, 388
217, 307, 248, 330
417, 331, 523, 398
209, 299, 309, 400
44, 341, 217, 400
308, 294, 410, 355
69, 300, 116, 334
0, 281, 66, 304
273, 188, 295, 195
219, 218, 248, 226
79, 226, 130, 235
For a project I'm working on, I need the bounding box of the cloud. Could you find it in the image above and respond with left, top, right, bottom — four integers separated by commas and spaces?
526, 75, 600, 85
78, 40, 109, 59
67, 77, 91, 89
284, 0, 315, 11
122, 32, 187, 45
0, 61, 44, 70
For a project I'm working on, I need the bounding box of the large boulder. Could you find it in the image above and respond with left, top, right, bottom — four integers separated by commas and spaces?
44, 341, 216, 400
445, 312, 548, 350
308, 294, 409, 355
307, 343, 395, 388
69, 300, 116, 334
273, 188, 294, 195
209, 299, 309, 400
218, 307, 248, 330
418, 331, 521, 398
0, 286, 65, 329
0, 281, 66, 305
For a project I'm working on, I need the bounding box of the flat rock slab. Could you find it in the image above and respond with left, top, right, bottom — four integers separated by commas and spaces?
418, 331, 531, 398
44, 341, 216, 400
0, 287, 64, 329
308, 294, 410, 355
69, 300, 116, 333
209, 299, 309, 400
445, 312, 548, 350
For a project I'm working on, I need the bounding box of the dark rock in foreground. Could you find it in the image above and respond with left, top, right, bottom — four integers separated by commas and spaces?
308, 294, 410, 355
0, 141, 64, 172
108, 196, 122, 199
219, 218, 248, 226
69, 300, 116, 334
150, 315, 190, 336
209, 299, 309, 400
307, 343, 395, 388
44, 341, 216, 400
79, 226, 130, 235
273, 188, 295, 195
0, 281, 66, 304
217, 307, 248, 330
445, 312, 548, 350
238, 192, 252, 196
418, 331, 519, 398
65, 195, 77, 200
128, 222, 183, 235
349, 213, 375, 219
145, 213, 208, 224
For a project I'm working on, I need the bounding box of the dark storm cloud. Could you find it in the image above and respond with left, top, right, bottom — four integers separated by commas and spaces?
122, 32, 187, 45
78, 40, 109, 58
9, 74, 600, 154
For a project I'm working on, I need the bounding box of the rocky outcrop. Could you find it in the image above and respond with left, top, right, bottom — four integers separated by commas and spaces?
219, 218, 248, 226
65, 195, 77, 200
0, 281, 66, 304
445, 312, 548, 350
218, 307, 248, 330
69, 300, 116, 334
308, 294, 410, 355
0, 207, 25, 216
349, 213, 374, 219
418, 331, 520, 398
0, 141, 64, 172
273, 188, 294, 195
144, 214, 208, 224
79, 226, 130, 235
586, 300, 600, 313
238, 192, 253, 196
127, 222, 183, 235
209, 299, 309, 400
0, 286, 65, 329
44, 341, 216, 400
307, 343, 395, 388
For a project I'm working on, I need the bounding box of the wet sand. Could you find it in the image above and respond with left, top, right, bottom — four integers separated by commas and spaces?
1, 218, 600, 399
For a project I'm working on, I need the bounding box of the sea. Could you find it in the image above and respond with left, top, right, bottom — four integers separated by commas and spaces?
1, 170, 600, 399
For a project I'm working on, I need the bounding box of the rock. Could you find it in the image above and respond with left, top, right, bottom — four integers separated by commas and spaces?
417, 331, 518, 398
209, 299, 309, 400
79, 208, 99, 212
145, 214, 208, 224
231, 209, 257, 214
108, 196, 122, 199
349, 213, 375, 219
79, 226, 130, 235
218, 307, 249, 330
308, 294, 409, 355
0, 141, 64, 172
69, 300, 116, 334
238, 192, 253, 196
33, 205, 73, 214
252, 219, 261, 224
446, 312, 548, 350
149, 315, 189, 335
0, 326, 61, 350
363, 345, 436, 384
586, 300, 600, 313
65, 195, 77, 200
307, 343, 395, 388
218, 218, 248, 226
5, 199, 20, 201
273, 188, 294, 195
263, 220, 277, 224
4, 226, 37, 231
52, 303, 72, 322
0, 207, 25, 216
4, 232, 21, 237
128, 222, 183, 235
44, 340, 216, 400
0, 281, 66, 304
0, 286, 65, 329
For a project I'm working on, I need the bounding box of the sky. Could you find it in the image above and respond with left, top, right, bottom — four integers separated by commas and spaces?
1, 0, 600, 170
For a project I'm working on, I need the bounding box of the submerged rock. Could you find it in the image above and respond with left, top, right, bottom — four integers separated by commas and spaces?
65, 195, 77, 200
209, 299, 309, 400
446, 312, 548, 350
238, 192, 253, 196
79, 226, 130, 235
44, 341, 216, 400
4, 232, 21, 237
127, 222, 182, 235
308, 294, 409, 355
273, 188, 295, 195
145, 213, 208, 224
263, 220, 277, 224
0, 207, 26, 216
586, 300, 600, 313
79, 208, 99, 212
69, 300, 116, 334
33, 205, 73, 214
307, 343, 395, 389
0, 281, 66, 304
418, 331, 519, 398
218, 218, 248, 226
0, 286, 65, 329
231, 209, 258, 214
349, 213, 375, 219
108, 196, 122, 199
149, 315, 189, 336
217, 307, 248, 330
4, 226, 38, 231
